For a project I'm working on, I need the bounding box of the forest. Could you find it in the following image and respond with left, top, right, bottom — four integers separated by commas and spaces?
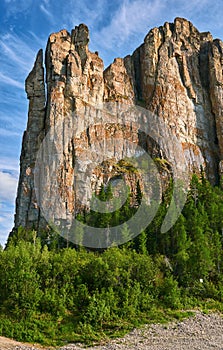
0, 173, 223, 346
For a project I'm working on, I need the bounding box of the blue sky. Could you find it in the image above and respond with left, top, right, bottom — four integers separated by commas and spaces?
0, 0, 222, 246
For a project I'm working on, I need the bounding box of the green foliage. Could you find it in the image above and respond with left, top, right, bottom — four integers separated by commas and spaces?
136, 180, 143, 206
1, 173, 223, 346
159, 275, 182, 309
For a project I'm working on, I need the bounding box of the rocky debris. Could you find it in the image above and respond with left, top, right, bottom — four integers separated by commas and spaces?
1, 312, 223, 350
58, 311, 223, 350
13, 18, 223, 233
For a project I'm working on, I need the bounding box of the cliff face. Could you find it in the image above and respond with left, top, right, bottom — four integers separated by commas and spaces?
14, 18, 223, 232
124, 18, 223, 180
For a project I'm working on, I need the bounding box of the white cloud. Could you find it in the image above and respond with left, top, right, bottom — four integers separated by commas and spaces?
0, 170, 17, 244
0, 210, 14, 246
0, 31, 40, 144
0, 171, 18, 203
0, 128, 21, 137
86, 0, 167, 65
83, 0, 223, 67
4, 0, 34, 16
62, 0, 107, 29
0, 33, 37, 73
28, 31, 47, 47
0, 40, 28, 68
40, 3, 55, 22
0, 72, 23, 89
0, 158, 19, 172
0, 111, 26, 133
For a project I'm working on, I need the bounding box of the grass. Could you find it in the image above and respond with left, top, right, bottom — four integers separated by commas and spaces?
0, 308, 197, 347
0, 301, 222, 347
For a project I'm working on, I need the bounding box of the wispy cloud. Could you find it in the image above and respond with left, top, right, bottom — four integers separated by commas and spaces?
40, 3, 55, 22
0, 29, 40, 195
83, 0, 223, 66
28, 31, 47, 47
0, 170, 18, 244
4, 0, 34, 16
61, 0, 108, 30
0, 128, 21, 137
0, 33, 37, 73
0, 171, 18, 203
0, 209, 14, 246
0, 72, 23, 89
0, 111, 26, 133
0, 157, 19, 172
93, 0, 165, 50
0, 41, 28, 69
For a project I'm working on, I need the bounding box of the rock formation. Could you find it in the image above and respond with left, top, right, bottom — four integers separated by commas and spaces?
13, 18, 223, 233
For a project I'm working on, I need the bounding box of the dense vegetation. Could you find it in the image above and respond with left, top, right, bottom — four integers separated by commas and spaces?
0, 173, 223, 346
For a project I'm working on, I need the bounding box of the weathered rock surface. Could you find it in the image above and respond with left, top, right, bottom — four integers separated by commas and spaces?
125, 18, 222, 181
13, 18, 223, 233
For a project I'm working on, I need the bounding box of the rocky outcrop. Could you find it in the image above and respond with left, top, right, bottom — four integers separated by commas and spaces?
13, 18, 223, 232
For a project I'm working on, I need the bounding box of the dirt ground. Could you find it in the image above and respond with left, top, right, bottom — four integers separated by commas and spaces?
0, 336, 47, 350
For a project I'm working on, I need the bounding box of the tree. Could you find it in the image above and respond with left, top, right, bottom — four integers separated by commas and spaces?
106, 182, 113, 200
136, 180, 142, 206
186, 208, 213, 283
172, 214, 190, 284
120, 223, 132, 248
137, 230, 147, 255
98, 183, 106, 201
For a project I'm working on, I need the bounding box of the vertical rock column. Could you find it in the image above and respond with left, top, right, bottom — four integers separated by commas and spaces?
14, 49, 45, 229
209, 39, 223, 169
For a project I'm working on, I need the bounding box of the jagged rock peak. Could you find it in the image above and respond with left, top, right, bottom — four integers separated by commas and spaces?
71, 23, 89, 47
12, 18, 223, 234
71, 24, 90, 69
25, 49, 44, 99
146, 17, 213, 42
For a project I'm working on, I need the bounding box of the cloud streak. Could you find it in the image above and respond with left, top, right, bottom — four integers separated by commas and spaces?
0, 33, 38, 74
0, 128, 21, 137
40, 3, 55, 23
0, 209, 14, 246
0, 157, 19, 173
0, 72, 24, 89
0, 171, 18, 203
4, 0, 34, 16
94, 0, 165, 49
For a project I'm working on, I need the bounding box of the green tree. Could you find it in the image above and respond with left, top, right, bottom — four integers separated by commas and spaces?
136, 180, 142, 206
172, 214, 190, 284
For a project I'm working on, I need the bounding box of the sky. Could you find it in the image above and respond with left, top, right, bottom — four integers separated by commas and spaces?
0, 0, 223, 246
